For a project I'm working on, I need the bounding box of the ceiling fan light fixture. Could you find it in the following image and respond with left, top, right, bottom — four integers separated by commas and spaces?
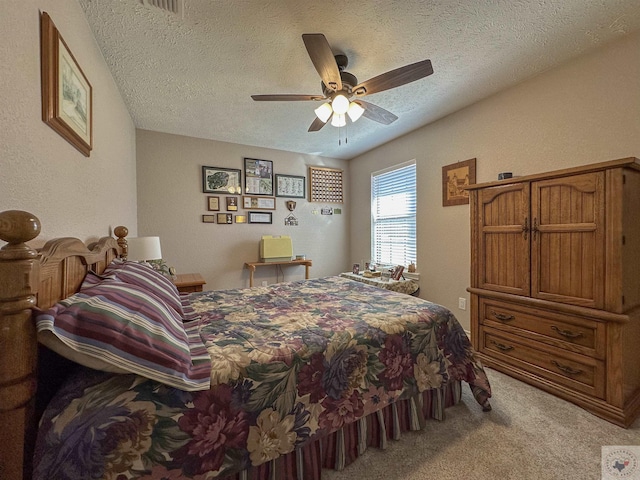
331, 94, 350, 115
314, 103, 333, 123
331, 113, 346, 127
347, 102, 365, 122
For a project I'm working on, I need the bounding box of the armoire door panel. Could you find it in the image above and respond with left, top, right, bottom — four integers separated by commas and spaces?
531, 173, 605, 308
478, 184, 530, 295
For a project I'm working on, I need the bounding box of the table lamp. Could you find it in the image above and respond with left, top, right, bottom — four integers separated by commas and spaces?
126, 236, 162, 262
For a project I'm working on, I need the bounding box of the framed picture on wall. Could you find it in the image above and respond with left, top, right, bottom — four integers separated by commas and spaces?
217, 213, 233, 224
244, 158, 273, 195
275, 174, 306, 198
442, 158, 476, 206
207, 196, 220, 211
226, 196, 239, 211
202, 166, 242, 194
40, 12, 93, 157
242, 196, 275, 210
202, 214, 215, 223
248, 211, 272, 224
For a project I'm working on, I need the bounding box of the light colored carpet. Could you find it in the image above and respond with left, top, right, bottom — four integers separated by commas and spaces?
322, 368, 640, 480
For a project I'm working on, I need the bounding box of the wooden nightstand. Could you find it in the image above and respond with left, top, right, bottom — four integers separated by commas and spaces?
173, 273, 206, 293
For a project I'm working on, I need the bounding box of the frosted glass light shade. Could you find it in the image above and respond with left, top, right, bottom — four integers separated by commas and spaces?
347, 102, 365, 122
331, 94, 349, 114
314, 103, 332, 123
127, 236, 163, 261
331, 113, 346, 127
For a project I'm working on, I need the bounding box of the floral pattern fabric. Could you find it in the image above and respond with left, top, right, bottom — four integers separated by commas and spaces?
34, 276, 490, 480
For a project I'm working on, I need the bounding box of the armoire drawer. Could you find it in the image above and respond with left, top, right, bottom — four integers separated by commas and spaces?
479, 327, 605, 399
479, 298, 605, 358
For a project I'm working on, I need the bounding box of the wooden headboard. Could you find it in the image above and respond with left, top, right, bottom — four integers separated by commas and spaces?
0, 210, 128, 480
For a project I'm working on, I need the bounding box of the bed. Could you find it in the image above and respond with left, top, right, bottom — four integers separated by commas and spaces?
0, 209, 491, 480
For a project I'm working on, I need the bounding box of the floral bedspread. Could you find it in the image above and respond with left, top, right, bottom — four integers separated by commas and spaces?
34, 276, 490, 480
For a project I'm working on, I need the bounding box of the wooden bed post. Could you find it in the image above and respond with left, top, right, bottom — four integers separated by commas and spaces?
0, 210, 42, 480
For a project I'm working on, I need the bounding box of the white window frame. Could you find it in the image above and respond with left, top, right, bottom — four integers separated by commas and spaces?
371, 160, 417, 268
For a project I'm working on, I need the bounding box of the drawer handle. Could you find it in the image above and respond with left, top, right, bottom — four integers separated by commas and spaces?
551, 326, 584, 339
551, 360, 583, 376
491, 310, 515, 322
490, 340, 514, 352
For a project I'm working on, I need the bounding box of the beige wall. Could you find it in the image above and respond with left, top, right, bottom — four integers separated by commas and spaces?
135, 130, 349, 290
349, 31, 640, 330
0, 1, 137, 246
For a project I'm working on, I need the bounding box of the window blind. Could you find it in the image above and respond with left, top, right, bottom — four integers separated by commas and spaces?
371, 162, 416, 267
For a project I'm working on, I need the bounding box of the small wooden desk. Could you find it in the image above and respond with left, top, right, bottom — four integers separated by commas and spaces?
244, 259, 312, 287
173, 273, 206, 293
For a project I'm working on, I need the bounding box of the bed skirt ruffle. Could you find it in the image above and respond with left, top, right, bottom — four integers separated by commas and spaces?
222, 381, 462, 480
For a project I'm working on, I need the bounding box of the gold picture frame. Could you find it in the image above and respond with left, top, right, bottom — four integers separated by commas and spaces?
40, 12, 93, 157
442, 158, 476, 206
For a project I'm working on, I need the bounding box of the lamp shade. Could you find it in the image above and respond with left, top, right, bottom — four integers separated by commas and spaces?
127, 236, 162, 261
331, 113, 346, 127
347, 101, 365, 122
314, 102, 332, 123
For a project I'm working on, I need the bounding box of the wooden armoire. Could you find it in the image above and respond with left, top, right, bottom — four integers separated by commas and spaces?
467, 157, 640, 427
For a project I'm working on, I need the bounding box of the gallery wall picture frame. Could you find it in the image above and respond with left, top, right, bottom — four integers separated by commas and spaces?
207, 196, 220, 211
442, 158, 476, 206
244, 158, 274, 196
40, 12, 93, 157
248, 211, 273, 224
217, 213, 234, 224
202, 166, 242, 194
242, 196, 276, 210
235, 215, 247, 224
226, 196, 239, 211
275, 174, 306, 198
202, 214, 216, 223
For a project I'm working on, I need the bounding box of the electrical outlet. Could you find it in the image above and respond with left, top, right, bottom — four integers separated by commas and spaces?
261, 281, 268, 287
458, 297, 467, 310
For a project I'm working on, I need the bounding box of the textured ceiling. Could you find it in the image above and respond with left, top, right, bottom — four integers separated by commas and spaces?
79, 0, 640, 160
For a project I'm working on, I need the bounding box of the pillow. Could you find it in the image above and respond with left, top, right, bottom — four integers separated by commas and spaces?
104, 259, 184, 319
35, 275, 210, 391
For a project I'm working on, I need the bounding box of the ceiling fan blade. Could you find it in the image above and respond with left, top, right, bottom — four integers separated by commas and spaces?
302, 34, 342, 92
353, 59, 433, 96
356, 100, 398, 125
308, 116, 328, 132
251, 94, 324, 101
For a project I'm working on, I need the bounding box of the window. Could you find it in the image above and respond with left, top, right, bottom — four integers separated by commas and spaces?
371, 161, 416, 267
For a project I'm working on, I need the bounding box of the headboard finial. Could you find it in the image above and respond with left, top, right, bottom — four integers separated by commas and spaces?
0, 210, 41, 260
114, 226, 128, 258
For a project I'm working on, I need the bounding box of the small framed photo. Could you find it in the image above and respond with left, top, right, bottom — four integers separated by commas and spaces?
217, 213, 233, 224
207, 196, 220, 211
226, 196, 239, 211
248, 211, 273, 224
442, 158, 476, 207
202, 214, 216, 223
243, 196, 276, 210
352, 263, 360, 274
244, 158, 273, 196
235, 215, 247, 224
203, 166, 242, 194
275, 174, 306, 198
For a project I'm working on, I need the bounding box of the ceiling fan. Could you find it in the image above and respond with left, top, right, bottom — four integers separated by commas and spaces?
251, 34, 433, 132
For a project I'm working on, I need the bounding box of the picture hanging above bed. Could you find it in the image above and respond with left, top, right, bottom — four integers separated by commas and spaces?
40, 12, 92, 157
